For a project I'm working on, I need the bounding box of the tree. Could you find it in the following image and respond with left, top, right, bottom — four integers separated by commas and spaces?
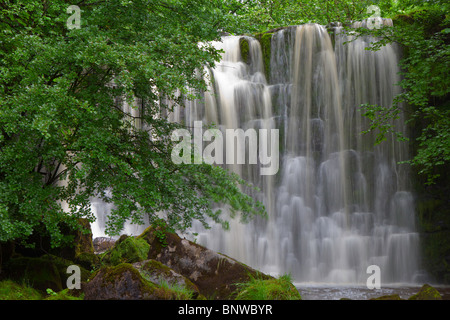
353, 0, 450, 184
0, 0, 265, 247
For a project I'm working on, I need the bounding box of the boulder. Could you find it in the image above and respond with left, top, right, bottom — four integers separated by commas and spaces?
93, 237, 116, 254
137, 226, 272, 299
82, 263, 192, 300
408, 284, 442, 300
133, 259, 202, 298
101, 235, 150, 266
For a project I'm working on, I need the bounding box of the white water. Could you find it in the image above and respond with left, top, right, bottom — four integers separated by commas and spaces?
91, 21, 423, 285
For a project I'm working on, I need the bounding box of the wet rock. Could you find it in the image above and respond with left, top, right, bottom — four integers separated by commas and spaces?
83, 263, 158, 300
137, 226, 272, 299
133, 259, 202, 298
83, 263, 193, 300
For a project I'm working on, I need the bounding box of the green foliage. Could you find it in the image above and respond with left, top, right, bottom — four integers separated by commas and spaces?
154, 278, 196, 300
45, 288, 84, 300
106, 236, 150, 265
234, 273, 301, 300
354, 1, 450, 184
0, 0, 266, 246
231, 0, 397, 33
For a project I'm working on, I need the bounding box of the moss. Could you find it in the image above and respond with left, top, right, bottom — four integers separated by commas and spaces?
73, 218, 95, 257
87, 263, 201, 300
74, 251, 99, 270
137, 259, 200, 297
45, 288, 84, 300
408, 284, 442, 300
0, 280, 43, 300
239, 37, 250, 64
234, 274, 301, 300
137, 225, 179, 256
255, 32, 273, 82
103, 235, 150, 266
101, 263, 146, 285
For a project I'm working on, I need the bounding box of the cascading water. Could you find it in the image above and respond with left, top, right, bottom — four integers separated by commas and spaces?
168, 21, 421, 285
91, 20, 422, 285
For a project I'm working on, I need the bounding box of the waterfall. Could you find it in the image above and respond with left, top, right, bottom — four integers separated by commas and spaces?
91, 21, 422, 285
178, 22, 420, 285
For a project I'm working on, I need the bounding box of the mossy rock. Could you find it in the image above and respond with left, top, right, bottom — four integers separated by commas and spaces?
0, 280, 43, 300
239, 37, 250, 64
101, 235, 150, 266
408, 284, 442, 300
234, 275, 301, 300
83, 263, 194, 300
254, 32, 273, 82
83, 263, 157, 300
133, 259, 202, 299
136, 226, 272, 299
370, 294, 403, 300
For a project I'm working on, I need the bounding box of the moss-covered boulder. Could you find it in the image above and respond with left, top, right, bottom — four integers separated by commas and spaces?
234, 274, 301, 300
101, 235, 150, 266
133, 259, 201, 298
93, 237, 116, 254
408, 284, 442, 300
137, 226, 272, 299
83, 263, 156, 300
83, 263, 193, 300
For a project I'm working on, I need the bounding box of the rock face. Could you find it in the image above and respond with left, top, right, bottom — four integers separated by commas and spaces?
83, 263, 158, 300
93, 237, 117, 254
83, 263, 197, 300
408, 284, 442, 300
132, 259, 201, 298
137, 226, 272, 299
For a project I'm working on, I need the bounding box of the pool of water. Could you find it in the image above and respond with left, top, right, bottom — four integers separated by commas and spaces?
295, 283, 450, 300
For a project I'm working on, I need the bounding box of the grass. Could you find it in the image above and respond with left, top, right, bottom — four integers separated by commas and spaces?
0, 280, 43, 300
234, 274, 302, 300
